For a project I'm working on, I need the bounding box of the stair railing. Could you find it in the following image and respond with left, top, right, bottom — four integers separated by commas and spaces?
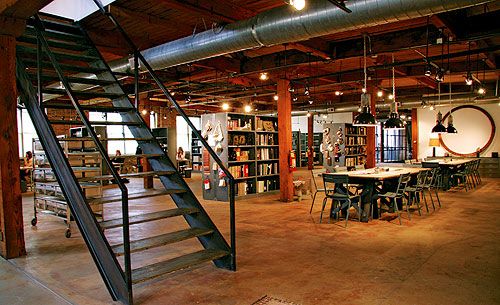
32, 15, 133, 300
90, 0, 236, 271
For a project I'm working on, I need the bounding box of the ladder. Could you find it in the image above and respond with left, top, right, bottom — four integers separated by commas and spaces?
16, 12, 236, 305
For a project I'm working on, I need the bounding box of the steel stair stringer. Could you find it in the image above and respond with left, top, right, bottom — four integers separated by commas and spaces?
16, 56, 130, 304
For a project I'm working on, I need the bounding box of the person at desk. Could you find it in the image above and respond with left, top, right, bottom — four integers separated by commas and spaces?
176, 147, 186, 165
111, 150, 128, 183
20, 151, 33, 182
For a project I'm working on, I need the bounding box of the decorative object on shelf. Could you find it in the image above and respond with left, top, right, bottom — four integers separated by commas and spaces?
201, 120, 213, 139
263, 121, 275, 132
384, 54, 404, 129
213, 121, 224, 142
353, 34, 377, 127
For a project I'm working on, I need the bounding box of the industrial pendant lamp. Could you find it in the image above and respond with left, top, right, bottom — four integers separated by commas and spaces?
431, 82, 447, 133
384, 55, 404, 129
353, 35, 377, 127
446, 83, 457, 133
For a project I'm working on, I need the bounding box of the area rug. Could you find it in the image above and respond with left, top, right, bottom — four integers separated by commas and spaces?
251, 295, 300, 305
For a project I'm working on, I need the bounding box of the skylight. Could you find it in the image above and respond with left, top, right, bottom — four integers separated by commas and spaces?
40, 0, 117, 21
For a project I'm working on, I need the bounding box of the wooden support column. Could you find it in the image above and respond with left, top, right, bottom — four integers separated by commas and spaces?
307, 114, 314, 170
365, 90, 377, 168
139, 98, 153, 189
0, 34, 26, 258
411, 108, 418, 159
277, 79, 293, 202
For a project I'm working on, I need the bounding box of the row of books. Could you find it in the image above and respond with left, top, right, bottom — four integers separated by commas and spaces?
346, 136, 367, 145
227, 117, 253, 130
229, 148, 252, 161
257, 162, 278, 176
345, 126, 367, 135
229, 164, 252, 178
256, 178, 279, 193
257, 148, 278, 160
345, 146, 366, 155
255, 133, 277, 146
345, 157, 366, 167
236, 181, 252, 196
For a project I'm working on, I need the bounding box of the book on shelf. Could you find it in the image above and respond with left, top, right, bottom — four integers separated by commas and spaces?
257, 147, 278, 160
256, 133, 276, 145
257, 162, 278, 175
256, 178, 279, 193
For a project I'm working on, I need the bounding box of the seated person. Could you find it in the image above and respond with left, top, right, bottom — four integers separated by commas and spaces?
176, 147, 187, 168
20, 151, 33, 182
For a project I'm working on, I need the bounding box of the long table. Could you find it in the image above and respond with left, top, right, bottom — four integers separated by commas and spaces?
421, 158, 477, 189
327, 167, 428, 221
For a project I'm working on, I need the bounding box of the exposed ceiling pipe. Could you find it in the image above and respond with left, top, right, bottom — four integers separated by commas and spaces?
43, 0, 492, 101
119, 0, 492, 73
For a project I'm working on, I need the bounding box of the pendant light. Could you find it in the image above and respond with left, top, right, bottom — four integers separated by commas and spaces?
384, 55, 404, 129
431, 82, 447, 133
446, 83, 457, 133
353, 35, 377, 127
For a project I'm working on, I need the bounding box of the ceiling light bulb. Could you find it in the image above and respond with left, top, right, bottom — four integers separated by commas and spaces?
244, 105, 252, 113
222, 103, 230, 111
357, 107, 362, 112
273, 94, 279, 101
141, 109, 148, 115
304, 85, 310, 96
163, 115, 167, 119
335, 91, 341, 96
292, 96, 298, 102
424, 64, 432, 77
429, 105, 435, 111
290, 0, 305, 11
171, 91, 176, 96
306, 112, 311, 117
377, 90, 383, 97
388, 94, 394, 100
362, 88, 367, 93
478, 87, 486, 95
308, 100, 313, 105
259, 72, 269, 81
150, 110, 155, 114
435, 70, 444, 82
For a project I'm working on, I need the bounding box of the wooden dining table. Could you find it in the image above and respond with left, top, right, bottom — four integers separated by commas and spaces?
421, 158, 477, 189
328, 167, 428, 221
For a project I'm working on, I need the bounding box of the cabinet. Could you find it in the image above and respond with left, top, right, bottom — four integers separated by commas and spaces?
292, 131, 323, 167
322, 123, 367, 172
201, 113, 279, 201
32, 137, 104, 238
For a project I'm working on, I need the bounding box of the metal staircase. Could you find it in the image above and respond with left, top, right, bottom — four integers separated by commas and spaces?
16, 11, 236, 305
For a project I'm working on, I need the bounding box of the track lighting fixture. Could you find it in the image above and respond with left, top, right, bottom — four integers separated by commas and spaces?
478, 87, 486, 95
273, 94, 279, 101
435, 69, 444, 82
304, 84, 310, 96
424, 64, 432, 77
222, 103, 230, 111
334, 90, 343, 96
465, 73, 473, 86
244, 105, 252, 113
292, 96, 298, 102
377, 90, 383, 98
431, 83, 446, 133
308, 100, 313, 105
306, 112, 311, 117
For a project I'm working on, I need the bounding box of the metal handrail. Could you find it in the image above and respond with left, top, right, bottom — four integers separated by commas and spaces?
32, 15, 133, 296
91, 0, 236, 270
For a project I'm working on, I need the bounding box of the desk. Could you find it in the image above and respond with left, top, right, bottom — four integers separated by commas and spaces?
329, 167, 427, 220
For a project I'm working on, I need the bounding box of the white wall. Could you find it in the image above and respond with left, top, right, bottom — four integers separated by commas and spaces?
417, 104, 500, 159
292, 113, 353, 133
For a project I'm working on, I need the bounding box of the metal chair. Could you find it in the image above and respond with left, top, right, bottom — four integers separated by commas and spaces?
374, 173, 411, 225
452, 162, 473, 191
320, 174, 361, 227
405, 170, 428, 216
309, 168, 326, 213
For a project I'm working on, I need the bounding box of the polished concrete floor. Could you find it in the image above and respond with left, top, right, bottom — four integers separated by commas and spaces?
2, 171, 500, 305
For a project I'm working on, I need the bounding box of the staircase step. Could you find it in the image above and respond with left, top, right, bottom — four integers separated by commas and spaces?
112, 228, 214, 256
42, 103, 135, 113
78, 170, 175, 182
26, 73, 116, 86
131, 249, 229, 284
23, 60, 107, 74
29, 18, 83, 35
49, 120, 142, 126
24, 26, 85, 42
100, 207, 199, 230
42, 88, 123, 99
88, 189, 186, 205
17, 45, 99, 63
18, 35, 91, 52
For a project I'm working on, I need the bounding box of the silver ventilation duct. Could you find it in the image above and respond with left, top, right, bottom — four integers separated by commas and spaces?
43, 0, 491, 101
116, 0, 490, 73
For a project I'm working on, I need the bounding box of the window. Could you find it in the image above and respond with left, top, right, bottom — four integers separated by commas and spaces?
375, 122, 412, 163
176, 116, 200, 153
17, 108, 37, 158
